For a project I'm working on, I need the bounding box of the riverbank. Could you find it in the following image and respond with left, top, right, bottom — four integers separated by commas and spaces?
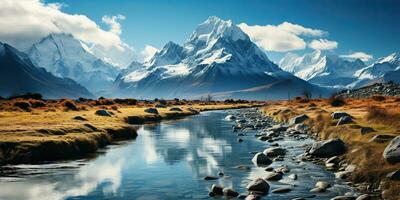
0, 98, 260, 165
262, 97, 400, 200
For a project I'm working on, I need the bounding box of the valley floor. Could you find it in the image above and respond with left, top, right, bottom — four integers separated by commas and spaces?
0, 98, 259, 165
263, 97, 400, 200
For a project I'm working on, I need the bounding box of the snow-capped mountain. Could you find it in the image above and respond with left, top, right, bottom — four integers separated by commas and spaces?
114, 16, 329, 100
88, 42, 136, 68
350, 52, 400, 88
280, 50, 366, 87
27, 33, 119, 95
0, 42, 93, 99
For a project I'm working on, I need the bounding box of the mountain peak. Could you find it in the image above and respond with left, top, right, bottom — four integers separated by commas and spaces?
186, 16, 247, 48
377, 52, 400, 65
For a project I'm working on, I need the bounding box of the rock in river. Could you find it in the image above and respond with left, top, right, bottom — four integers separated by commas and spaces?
223, 188, 239, 197
246, 178, 270, 193
289, 114, 309, 126
271, 187, 292, 193
252, 152, 272, 166
225, 115, 236, 120
330, 195, 356, 200
263, 147, 286, 157
263, 172, 283, 181
211, 184, 224, 195
383, 135, 400, 164
309, 139, 346, 157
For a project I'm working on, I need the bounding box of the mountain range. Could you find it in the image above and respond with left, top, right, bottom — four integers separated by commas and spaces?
0, 16, 399, 100
279, 50, 400, 89
0, 42, 93, 99
113, 16, 327, 100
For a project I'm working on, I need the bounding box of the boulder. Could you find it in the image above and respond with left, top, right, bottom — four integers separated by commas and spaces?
268, 125, 288, 132
383, 136, 400, 164
211, 184, 224, 196
263, 147, 286, 157
309, 139, 346, 157
315, 181, 331, 189
331, 112, 352, 119
95, 109, 112, 117
386, 169, 400, 180
330, 196, 356, 200
204, 176, 219, 180
169, 107, 183, 112
355, 194, 371, 200
73, 116, 87, 121
369, 134, 395, 143
155, 104, 167, 108
245, 194, 261, 200
252, 152, 272, 166
360, 127, 375, 135
263, 172, 283, 181
337, 116, 353, 125
289, 114, 309, 126
271, 187, 292, 193
246, 178, 270, 193
144, 108, 159, 114
225, 115, 236, 120
223, 188, 239, 197
288, 173, 297, 180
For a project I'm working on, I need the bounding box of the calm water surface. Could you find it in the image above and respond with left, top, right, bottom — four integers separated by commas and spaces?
0, 109, 355, 200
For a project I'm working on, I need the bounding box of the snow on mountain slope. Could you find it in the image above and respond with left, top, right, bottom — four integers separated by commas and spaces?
89, 42, 136, 68
27, 33, 119, 95
0, 42, 93, 99
350, 52, 400, 88
114, 17, 329, 100
280, 50, 366, 87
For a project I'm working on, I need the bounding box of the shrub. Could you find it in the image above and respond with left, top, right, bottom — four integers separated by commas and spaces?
63, 100, 78, 111
30, 100, 46, 108
329, 96, 345, 107
371, 95, 386, 101
366, 106, 400, 128
14, 101, 31, 111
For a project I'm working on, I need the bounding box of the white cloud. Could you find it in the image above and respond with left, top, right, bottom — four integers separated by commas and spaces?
238, 22, 326, 52
340, 52, 373, 62
308, 39, 338, 50
140, 45, 159, 62
102, 15, 125, 35
0, 0, 126, 51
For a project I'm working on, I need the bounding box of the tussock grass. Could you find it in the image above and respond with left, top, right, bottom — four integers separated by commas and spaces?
263, 97, 400, 199
0, 98, 259, 165
366, 106, 400, 129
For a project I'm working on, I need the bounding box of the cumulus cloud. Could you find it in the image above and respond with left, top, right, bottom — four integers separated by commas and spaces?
102, 15, 126, 35
238, 22, 326, 52
140, 45, 159, 62
0, 0, 126, 51
308, 39, 338, 50
340, 52, 373, 62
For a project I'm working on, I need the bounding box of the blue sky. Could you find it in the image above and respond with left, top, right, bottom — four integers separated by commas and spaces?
5, 0, 400, 63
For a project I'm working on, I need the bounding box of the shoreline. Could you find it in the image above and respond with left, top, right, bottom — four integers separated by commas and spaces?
262, 97, 400, 200
0, 101, 260, 165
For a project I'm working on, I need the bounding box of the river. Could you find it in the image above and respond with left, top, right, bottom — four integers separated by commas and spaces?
0, 109, 356, 200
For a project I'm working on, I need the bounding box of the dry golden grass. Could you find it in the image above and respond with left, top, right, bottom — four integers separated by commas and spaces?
0, 98, 260, 164
262, 97, 400, 199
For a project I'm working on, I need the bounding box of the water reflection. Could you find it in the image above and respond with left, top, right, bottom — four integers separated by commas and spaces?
0, 110, 354, 200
